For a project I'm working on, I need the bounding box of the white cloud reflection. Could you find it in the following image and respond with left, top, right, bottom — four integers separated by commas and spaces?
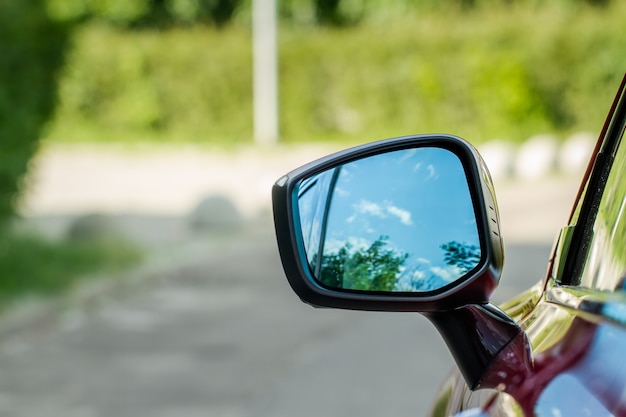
431, 265, 464, 283
351, 199, 413, 226
426, 164, 438, 180
413, 162, 439, 181
387, 205, 412, 226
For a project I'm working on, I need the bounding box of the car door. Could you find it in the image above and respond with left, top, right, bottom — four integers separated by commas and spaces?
429, 74, 626, 416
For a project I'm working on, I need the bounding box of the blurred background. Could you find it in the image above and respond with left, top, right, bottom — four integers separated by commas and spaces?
0, 0, 625, 416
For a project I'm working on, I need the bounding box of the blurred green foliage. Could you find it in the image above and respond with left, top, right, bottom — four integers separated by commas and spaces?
44, 1, 626, 146
279, 3, 625, 143
0, 231, 141, 306
279, 0, 614, 26
46, 0, 243, 27
49, 25, 253, 143
0, 0, 70, 230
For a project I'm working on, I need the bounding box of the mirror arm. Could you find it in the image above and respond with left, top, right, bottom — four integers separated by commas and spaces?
424, 303, 525, 390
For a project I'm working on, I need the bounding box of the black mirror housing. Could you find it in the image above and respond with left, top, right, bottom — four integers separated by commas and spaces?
272, 134, 504, 312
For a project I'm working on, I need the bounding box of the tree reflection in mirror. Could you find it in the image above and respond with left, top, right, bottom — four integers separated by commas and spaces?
297, 147, 481, 293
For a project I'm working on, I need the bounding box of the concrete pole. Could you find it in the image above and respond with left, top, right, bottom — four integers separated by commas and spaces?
253, 0, 279, 144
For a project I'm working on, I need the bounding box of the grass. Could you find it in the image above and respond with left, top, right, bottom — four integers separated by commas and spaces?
0, 230, 142, 307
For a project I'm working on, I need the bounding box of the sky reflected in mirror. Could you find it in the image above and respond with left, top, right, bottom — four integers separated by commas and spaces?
298, 147, 481, 293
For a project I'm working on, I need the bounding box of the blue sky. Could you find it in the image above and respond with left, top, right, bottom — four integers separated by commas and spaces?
299, 147, 481, 291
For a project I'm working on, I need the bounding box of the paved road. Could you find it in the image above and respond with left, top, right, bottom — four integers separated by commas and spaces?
0, 217, 553, 417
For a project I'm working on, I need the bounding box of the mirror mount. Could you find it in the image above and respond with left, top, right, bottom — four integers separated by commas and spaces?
273, 134, 520, 390
424, 303, 527, 390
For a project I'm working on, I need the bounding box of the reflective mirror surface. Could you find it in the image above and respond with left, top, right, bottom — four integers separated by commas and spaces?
297, 147, 481, 293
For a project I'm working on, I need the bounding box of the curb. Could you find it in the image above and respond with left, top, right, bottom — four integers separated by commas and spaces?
479, 132, 596, 181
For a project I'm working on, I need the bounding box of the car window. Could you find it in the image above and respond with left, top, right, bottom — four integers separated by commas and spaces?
577, 128, 626, 292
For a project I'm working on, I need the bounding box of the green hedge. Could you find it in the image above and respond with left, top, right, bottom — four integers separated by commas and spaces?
0, 1, 69, 229
45, 2, 626, 146
48, 24, 253, 144
46, 0, 244, 28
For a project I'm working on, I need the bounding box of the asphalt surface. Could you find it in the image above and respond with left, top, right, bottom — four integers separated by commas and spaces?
0, 144, 581, 417
0, 217, 554, 417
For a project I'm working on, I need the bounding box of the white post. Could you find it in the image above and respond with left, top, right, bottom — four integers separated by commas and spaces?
253, 0, 279, 144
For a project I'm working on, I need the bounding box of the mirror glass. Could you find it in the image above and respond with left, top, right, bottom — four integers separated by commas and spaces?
297, 147, 481, 293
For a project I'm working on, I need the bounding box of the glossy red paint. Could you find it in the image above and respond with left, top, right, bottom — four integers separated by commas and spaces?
479, 320, 595, 415
448, 318, 626, 416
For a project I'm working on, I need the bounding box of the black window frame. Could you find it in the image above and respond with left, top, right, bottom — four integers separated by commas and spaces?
560, 74, 626, 287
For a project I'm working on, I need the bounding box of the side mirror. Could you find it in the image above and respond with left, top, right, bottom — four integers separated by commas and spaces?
273, 134, 504, 312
